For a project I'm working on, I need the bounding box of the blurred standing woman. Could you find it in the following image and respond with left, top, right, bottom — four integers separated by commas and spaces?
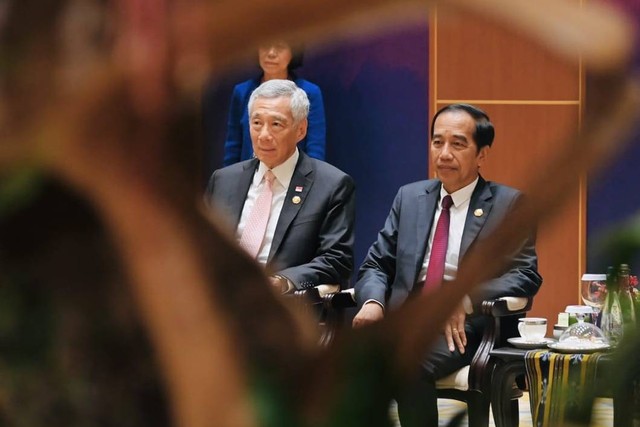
223, 40, 326, 166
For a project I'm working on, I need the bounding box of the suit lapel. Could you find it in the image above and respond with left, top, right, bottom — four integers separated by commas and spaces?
268, 154, 314, 260
460, 176, 493, 259
229, 159, 258, 228
414, 181, 441, 281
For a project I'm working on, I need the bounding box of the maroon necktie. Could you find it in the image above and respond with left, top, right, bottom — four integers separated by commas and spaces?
423, 195, 453, 293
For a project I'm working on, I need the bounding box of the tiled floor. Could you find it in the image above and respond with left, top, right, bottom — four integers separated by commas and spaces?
390, 393, 614, 427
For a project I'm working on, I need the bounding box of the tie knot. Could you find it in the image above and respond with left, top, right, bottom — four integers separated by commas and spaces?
264, 170, 275, 185
441, 195, 453, 209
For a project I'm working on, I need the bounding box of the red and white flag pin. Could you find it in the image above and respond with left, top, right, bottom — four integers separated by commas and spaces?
295, 186, 303, 192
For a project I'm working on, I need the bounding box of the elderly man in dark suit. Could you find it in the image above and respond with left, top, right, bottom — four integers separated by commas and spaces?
353, 104, 542, 426
206, 79, 355, 292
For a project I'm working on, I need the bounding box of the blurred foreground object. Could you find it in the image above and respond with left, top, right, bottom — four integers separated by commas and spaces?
0, 0, 639, 426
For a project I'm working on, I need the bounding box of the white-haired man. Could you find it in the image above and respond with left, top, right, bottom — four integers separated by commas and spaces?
207, 79, 355, 292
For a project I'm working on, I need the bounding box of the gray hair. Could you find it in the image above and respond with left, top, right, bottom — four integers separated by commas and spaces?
248, 79, 310, 124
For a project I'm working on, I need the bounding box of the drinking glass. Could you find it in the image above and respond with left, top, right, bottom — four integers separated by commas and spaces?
581, 274, 607, 326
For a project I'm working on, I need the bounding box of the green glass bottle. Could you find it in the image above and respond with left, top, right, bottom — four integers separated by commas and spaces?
618, 264, 636, 327
601, 266, 623, 346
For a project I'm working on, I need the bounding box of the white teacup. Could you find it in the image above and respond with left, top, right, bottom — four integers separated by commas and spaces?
518, 317, 547, 342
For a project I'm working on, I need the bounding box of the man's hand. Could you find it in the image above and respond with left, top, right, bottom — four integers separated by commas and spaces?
444, 304, 467, 353
269, 275, 290, 293
352, 302, 384, 328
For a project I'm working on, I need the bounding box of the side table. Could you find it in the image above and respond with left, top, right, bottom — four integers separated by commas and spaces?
489, 347, 527, 427
490, 346, 631, 427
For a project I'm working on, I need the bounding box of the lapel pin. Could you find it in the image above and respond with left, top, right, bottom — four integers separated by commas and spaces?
295, 186, 303, 192
292, 196, 301, 204
474, 208, 484, 217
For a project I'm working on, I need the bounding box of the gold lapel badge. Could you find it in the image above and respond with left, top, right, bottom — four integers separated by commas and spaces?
292, 196, 301, 204
474, 208, 484, 217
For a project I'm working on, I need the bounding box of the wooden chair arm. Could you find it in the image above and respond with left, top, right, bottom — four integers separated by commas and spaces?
325, 287, 356, 309
288, 287, 355, 347
291, 284, 341, 297
470, 296, 533, 391
481, 296, 533, 317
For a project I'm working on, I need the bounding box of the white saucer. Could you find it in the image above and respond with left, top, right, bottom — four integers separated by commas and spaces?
507, 337, 555, 349
547, 342, 610, 354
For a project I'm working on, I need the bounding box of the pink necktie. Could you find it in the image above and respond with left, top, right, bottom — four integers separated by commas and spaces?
423, 195, 453, 293
238, 170, 275, 258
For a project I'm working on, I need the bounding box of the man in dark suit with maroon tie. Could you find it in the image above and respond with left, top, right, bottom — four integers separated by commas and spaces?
353, 104, 543, 426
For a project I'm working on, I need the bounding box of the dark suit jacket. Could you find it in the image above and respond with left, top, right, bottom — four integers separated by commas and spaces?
355, 176, 542, 312
206, 152, 355, 290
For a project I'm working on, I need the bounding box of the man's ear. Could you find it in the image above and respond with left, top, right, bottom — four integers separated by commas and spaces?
296, 118, 308, 142
477, 145, 490, 167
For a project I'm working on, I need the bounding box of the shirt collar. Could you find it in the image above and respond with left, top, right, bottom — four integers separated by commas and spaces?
440, 177, 479, 208
255, 149, 299, 188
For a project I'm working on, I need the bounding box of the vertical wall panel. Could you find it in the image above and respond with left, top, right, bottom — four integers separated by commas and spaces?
434, 8, 580, 101
430, 6, 585, 332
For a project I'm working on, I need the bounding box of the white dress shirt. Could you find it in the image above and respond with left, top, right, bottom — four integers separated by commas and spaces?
236, 149, 299, 265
